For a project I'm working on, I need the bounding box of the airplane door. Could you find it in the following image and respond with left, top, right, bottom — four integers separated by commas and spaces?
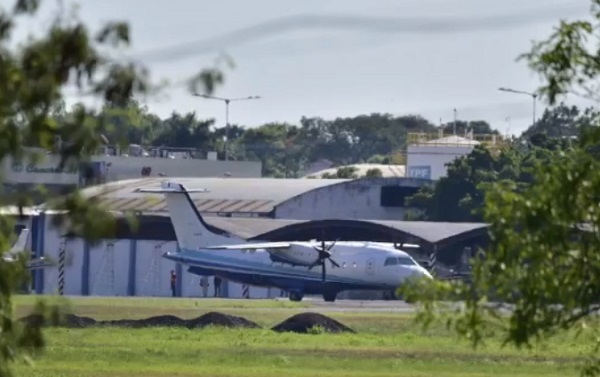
366, 258, 375, 276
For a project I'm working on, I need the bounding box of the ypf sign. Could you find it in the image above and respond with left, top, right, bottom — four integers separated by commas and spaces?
3, 157, 80, 185
408, 165, 432, 180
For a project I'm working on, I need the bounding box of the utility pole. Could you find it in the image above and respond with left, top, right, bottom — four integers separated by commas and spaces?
498, 87, 538, 126
453, 108, 457, 135
193, 94, 261, 161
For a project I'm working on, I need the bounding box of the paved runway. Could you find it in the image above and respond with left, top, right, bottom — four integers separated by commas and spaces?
274, 297, 420, 313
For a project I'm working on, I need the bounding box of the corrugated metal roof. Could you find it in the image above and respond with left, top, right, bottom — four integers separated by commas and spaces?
80, 177, 349, 214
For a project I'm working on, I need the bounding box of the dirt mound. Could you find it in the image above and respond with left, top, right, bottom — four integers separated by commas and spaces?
186, 311, 260, 329
19, 312, 260, 330
271, 312, 355, 334
20, 313, 97, 328
102, 315, 188, 328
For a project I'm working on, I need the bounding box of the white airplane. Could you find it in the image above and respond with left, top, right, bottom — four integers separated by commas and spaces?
2, 228, 52, 270
140, 181, 433, 302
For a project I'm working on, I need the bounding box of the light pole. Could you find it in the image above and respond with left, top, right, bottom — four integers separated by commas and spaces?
193, 94, 261, 161
498, 87, 538, 126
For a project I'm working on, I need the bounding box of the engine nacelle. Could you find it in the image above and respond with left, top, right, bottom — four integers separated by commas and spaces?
268, 244, 320, 266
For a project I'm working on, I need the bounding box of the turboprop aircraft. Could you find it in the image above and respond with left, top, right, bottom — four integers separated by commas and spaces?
2, 228, 52, 270
140, 181, 433, 302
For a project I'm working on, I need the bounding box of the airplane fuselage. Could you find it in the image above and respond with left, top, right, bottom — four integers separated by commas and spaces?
165, 241, 430, 300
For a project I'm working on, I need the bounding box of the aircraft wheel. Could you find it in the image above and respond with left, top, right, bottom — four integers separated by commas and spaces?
289, 291, 303, 302
323, 292, 337, 302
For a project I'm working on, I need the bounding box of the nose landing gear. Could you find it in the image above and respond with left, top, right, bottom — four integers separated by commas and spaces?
383, 289, 398, 300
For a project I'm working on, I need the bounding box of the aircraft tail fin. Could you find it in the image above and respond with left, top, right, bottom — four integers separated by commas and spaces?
138, 181, 241, 250
8, 228, 30, 258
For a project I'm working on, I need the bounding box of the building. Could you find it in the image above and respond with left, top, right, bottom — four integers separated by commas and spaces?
0, 147, 262, 202
405, 131, 506, 180
81, 176, 431, 220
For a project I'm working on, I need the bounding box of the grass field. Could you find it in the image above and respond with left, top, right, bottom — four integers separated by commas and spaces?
10, 295, 593, 377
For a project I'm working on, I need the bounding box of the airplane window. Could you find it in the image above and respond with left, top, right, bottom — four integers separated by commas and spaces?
384, 257, 397, 266
342, 262, 347, 268
397, 257, 416, 265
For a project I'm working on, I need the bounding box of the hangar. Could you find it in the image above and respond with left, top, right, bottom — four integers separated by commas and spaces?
81, 176, 432, 220
16, 177, 487, 299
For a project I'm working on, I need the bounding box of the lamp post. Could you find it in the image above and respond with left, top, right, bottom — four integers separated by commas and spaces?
498, 87, 538, 126
193, 94, 261, 161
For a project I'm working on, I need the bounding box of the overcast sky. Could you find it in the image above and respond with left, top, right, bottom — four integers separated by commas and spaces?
13, 0, 598, 136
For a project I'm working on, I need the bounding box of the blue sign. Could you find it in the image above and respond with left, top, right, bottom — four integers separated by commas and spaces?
408, 165, 431, 179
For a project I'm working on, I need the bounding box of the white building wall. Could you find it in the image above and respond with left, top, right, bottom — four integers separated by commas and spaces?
88, 240, 129, 296
134, 240, 178, 297
275, 178, 428, 220
406, 145, 475, 180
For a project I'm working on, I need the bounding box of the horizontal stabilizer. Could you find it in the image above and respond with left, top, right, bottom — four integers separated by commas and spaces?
137, 181, 209, 194
205, 242, 292, 250
27, 257, 53, 269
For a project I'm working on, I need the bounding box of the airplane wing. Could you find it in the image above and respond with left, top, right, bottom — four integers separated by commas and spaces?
204, 242, 292, 250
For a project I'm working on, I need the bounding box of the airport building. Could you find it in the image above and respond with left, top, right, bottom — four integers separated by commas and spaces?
405, 131, 506, 180
9, 176, 489, 300
0, 146, 262, 203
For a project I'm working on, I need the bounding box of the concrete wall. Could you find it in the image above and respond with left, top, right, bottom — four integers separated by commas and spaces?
274, 177, 428, 220
33, 213, 275, 298
406, 145, 475, 180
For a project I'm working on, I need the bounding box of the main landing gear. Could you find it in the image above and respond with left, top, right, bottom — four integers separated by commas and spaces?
287, 291, 338, 302
322, 292, 337, 302
289, 291, 304, 302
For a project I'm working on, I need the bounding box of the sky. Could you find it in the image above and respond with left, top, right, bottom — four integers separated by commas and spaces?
11, 0, 599, 136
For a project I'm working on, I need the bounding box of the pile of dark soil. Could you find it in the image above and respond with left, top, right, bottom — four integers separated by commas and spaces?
271, 312, 355, 334
19, 312, 261, 329
19, 311, 354, 334
187, 311, 261, 329
20, 313, 97, 328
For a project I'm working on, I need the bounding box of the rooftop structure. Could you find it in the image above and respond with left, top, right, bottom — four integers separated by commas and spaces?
407, 131, 507, 149
303, 163, 405, 178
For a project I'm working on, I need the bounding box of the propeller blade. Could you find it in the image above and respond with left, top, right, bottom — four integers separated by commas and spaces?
329, 258, 341, 268
326, 239, 339, 251
322, 260, 326, 282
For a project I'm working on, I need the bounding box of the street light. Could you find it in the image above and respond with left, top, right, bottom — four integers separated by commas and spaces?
193, 93, 261, 161
498, 87, 538, 126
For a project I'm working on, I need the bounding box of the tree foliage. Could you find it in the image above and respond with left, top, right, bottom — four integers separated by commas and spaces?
0, 1, 225, 375
402, 1, 600, 375
405, 103, 596, 222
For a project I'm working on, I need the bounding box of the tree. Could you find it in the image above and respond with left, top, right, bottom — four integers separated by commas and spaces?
402, 1, 600, 375
0, 1, 226, 376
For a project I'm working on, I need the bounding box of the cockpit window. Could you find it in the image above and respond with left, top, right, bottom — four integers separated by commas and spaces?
385, 256, 416, 266
397, 257, 416, 266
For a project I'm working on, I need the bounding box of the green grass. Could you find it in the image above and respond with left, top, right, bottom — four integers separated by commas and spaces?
9, 295, 594, 376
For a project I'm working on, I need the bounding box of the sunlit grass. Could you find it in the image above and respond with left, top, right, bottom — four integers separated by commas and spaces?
11, 295, 594, 376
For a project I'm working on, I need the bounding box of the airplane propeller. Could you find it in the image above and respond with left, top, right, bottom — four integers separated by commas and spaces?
309, 239, 341, 282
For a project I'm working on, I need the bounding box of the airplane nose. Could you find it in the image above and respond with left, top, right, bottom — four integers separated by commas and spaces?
421, 267, 434, 279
